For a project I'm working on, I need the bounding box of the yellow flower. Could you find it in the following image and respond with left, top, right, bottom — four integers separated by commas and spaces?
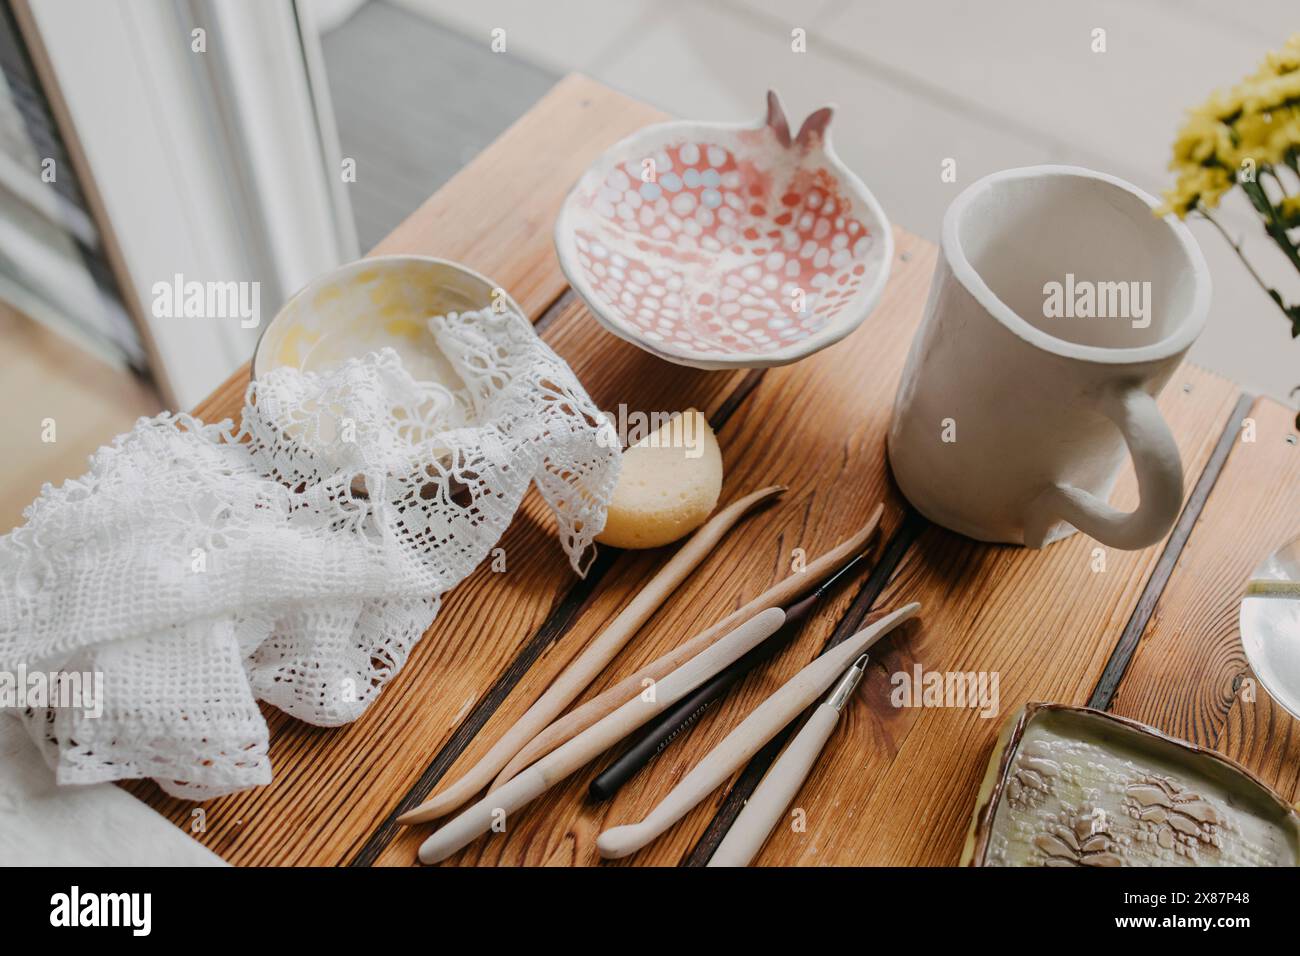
1281, 195, 1300, 226
1239, 71, 1300, 114
1256, 33, 1300, 78
1158, 165, 1234, 217
1231, 110, 1291, 167
1160, 34, 1300, 218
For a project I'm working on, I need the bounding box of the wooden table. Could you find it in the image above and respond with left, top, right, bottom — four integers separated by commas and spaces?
128, 76, 1300, 866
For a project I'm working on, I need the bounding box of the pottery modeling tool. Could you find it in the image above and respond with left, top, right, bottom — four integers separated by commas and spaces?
595, 602, 919, 860
588, 551, 871, 800
416, 607, 788, 864
707, 654, 869, 867
397, 484, 784, 825
491, 505, 885, 790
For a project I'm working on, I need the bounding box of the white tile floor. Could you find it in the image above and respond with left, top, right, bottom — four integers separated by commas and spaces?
393, 0, 1300, 407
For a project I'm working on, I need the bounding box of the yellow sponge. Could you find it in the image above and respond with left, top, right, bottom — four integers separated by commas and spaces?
596, 409, 723, 549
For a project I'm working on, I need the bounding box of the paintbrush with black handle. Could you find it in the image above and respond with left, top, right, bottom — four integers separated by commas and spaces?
587, 550, 870, 800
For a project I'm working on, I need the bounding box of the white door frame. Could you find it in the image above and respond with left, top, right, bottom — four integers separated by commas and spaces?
15, 0, 356, 408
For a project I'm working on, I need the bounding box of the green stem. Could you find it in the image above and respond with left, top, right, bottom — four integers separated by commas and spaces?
1199, 205, 1282, 298
1242, 173, 1300, 274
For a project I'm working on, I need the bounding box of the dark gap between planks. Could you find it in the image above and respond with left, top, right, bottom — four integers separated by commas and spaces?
349, 292, 767, 866
531, 287, 575, 336
1087, 391, 1255, 710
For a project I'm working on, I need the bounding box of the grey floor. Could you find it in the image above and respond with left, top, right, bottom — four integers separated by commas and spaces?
319, 0, 556, 251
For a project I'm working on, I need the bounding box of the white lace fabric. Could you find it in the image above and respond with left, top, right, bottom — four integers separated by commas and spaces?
0, 307, 620, 799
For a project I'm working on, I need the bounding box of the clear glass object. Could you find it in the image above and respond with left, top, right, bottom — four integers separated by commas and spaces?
1240, 534, 1300, 720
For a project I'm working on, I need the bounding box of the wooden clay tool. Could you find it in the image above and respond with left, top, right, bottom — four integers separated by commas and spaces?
397, 484, 784, 825
707, 653, 869, 867
595, 602, 919, 860
416, 607, 788, 864
490, 505, 885, 790
588, 551, 870, 800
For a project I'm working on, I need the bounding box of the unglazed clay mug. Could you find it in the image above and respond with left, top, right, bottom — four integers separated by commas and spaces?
887, 166, 1211, 550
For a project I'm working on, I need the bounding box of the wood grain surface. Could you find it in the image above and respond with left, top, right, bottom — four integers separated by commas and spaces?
1109, 397, 1300, 802
130, 76, 1272, 868
733, 364, 1239, 866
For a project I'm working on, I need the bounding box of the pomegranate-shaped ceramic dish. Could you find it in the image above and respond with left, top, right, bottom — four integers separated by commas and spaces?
555, 92, 893, 369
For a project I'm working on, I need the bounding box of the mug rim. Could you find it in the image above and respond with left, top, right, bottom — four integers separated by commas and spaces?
941, 164, 1211, 365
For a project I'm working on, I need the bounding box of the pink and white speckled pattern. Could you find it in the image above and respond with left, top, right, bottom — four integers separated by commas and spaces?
560, 98, 887, 363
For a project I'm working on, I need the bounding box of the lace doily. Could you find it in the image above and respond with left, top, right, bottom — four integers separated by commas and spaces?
0, 307, 620, 798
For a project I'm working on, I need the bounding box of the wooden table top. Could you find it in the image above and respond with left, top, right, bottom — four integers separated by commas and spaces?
128, 75, 1300, 866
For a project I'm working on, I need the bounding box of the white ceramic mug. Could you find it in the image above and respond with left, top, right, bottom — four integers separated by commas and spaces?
887, 166, 1211, 550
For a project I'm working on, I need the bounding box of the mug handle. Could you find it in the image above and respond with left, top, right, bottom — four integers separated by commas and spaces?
1024, 383, 1183, 550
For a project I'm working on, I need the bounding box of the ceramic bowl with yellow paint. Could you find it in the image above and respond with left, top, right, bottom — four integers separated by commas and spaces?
253, 255, 521, 386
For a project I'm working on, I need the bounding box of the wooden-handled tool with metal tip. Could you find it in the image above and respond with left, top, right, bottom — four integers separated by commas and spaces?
595, 602, 919, 860
397, 484, 785, 825
490, 505, 884, 791
708, 653, 869, 867
588, 551, 871, 800
416, 607, 788, 864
